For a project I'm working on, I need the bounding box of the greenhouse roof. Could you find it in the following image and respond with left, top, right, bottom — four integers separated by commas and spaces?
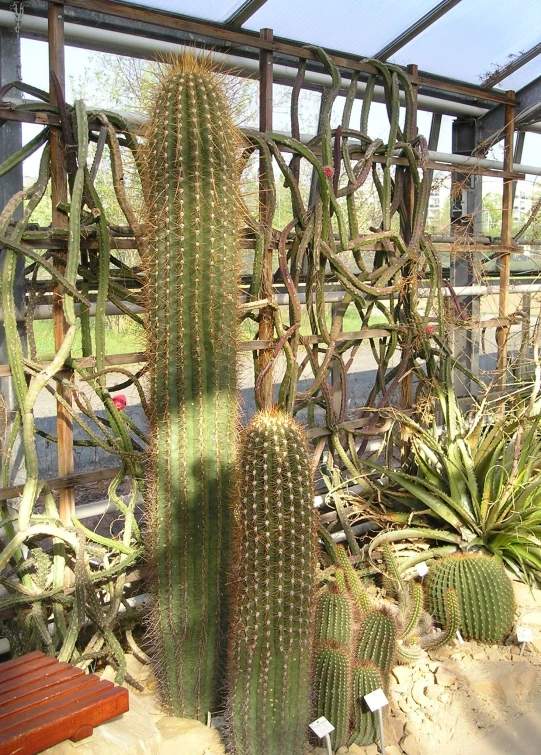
118, 0, 541, 92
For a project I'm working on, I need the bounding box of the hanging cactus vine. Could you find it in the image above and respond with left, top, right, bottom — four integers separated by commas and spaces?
141, 55, 240, 718
227, 410, 317, 755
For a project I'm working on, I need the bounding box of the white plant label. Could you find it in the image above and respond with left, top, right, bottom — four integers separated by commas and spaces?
456, 630, 465, 644
364, 688, 389, 712
309, 717, 335, 738
415, 561, 429, 577
517, 626, 533, 643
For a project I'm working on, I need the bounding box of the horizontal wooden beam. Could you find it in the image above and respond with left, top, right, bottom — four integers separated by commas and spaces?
0, 466, 122, 501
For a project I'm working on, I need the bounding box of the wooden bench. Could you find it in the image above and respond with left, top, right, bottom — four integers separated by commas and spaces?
0, 650, 129, 755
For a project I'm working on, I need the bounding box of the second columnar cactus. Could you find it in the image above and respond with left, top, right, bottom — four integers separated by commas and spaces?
141, 56, 240, 718
227, 410, 317, 755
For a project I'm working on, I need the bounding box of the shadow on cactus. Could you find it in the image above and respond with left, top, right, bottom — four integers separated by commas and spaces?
140, 55, 241, 718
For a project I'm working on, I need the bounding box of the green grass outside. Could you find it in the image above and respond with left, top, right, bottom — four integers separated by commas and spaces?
32, 305, 388, 358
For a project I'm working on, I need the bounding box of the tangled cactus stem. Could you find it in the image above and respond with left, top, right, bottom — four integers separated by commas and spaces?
349, 661, 382, 747
227, 411, 317, 755
356, 606, 397, 680
422, 587, 460, 650
141, 56, 240, 718
335, 545, 371, 613
314, 644, 351, 751
400, 579, 424, 639
426, 554, 515, 643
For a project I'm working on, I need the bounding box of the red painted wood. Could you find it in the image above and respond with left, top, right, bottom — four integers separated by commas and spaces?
0, 653, 129, 755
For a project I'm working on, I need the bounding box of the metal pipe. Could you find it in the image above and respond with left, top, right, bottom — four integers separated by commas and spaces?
0, 9, 499, 119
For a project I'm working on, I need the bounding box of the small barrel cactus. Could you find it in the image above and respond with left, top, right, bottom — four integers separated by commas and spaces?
227, 410, 317, 755
313, 644, 351, 750
350, 661, 382, 747
426, 554, 514, 643
356, 607, 397, 679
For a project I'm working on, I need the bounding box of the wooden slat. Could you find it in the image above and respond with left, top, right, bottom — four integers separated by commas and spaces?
0, 466, 122, 501
0, 652, 129, 755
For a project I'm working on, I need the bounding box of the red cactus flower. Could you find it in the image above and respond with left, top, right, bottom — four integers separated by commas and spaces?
425, 325, 436, 335
112, 394, 127, 411
323, 166, 334, 178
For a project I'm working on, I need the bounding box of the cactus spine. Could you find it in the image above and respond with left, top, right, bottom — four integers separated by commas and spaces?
426, 554, 515, 642
227, 411, 317, 755
350, 661, 382, 747
141, 57, 240, 718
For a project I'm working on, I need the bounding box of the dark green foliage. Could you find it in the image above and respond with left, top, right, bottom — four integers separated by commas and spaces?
356, 607, 397, 678
227, 410, 317, 755
426, 554, 515, 642
314, 644, 351, 750
350, 661, 382, 747
142, 57, 240, 718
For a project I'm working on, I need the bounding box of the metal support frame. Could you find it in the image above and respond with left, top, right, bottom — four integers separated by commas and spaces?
225, 0, 269, 27
482, 40, 541, 88
0, 23, 25, 485
376, 0, 463, 60
450, 117, 482, 396
480, 75, 541, 145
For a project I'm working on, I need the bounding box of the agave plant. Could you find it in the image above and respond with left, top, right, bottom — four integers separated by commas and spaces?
361, 366, 541, 586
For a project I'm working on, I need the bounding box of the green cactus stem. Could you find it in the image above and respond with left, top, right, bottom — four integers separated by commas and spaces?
315, 581, 353, 646
349, 661, 382, 747
227, 410, 317, 755
356, 606, 397, 679
422, 588, 460, 650
426, 554, 514, 643
335, 545, 371, 613
141, 56, 240, 718
313, 644, 351, 750
400, 580, 424, 639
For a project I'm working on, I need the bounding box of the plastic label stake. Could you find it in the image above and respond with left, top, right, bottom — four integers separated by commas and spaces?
309, 716, 335, 755
364, 688, 389, 755
415, 561, 429, 577
456, 630, 464, 644
516, 626, 533, 656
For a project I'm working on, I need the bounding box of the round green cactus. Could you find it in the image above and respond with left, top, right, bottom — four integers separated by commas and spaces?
426, 554, 515, 643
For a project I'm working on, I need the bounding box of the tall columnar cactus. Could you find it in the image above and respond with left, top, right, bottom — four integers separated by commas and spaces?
314, 644, 351, 750
350, 661, 382, 747
356, 607, 397, 680
141, 56, 240, 718
227, 411, 317, 755
426, 554, 515, 643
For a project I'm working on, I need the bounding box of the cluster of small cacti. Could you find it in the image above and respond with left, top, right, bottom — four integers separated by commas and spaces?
426, 553, 515, 642
226, 410, 317, 755
141, 56, 240, 719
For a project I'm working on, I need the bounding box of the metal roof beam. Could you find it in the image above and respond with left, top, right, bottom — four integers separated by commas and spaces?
375, 0, 463, 61
225, 0, 268, 27
480, 76, 541, 145
482, 41, 541, 88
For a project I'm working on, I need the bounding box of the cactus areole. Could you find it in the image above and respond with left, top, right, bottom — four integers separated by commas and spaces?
141, 57, 240, 718
227, 410, 317, 755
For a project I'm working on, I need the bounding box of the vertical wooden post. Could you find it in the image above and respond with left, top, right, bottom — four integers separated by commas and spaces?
256, 28, 274, 409
399, 64, 418, 413
496, 92, 516, 391
48, 2, 75, 527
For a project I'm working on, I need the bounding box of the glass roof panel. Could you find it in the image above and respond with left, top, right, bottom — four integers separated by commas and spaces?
389, 0, 541, 85
243, 0, 438, 58
122, 0, 241, 23
499, 54, 541, 93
